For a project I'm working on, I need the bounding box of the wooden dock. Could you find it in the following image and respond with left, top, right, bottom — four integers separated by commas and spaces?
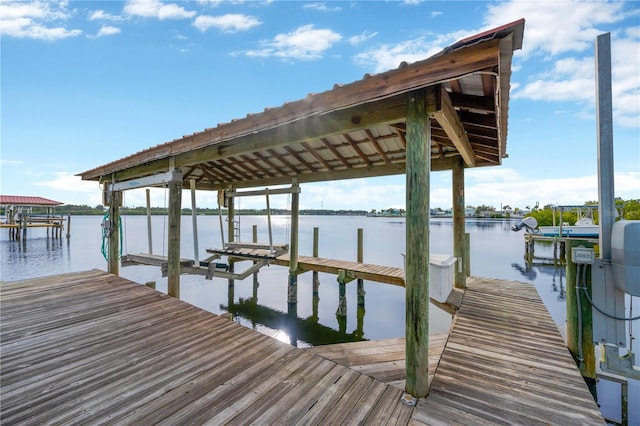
1, 271, 604, 424
309, 334, 449, 390
414, 277, 604, 425
274, 253, 405, 286
1, 270, 413, 425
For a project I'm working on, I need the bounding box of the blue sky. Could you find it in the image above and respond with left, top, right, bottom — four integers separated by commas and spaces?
1, 0, 638, 211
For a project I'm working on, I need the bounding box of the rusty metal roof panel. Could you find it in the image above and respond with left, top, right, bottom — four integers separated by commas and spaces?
0, 196, 64, 206
78, 19, 525, 189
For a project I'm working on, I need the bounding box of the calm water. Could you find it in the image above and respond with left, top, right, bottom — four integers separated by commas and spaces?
1, 215, 637, 422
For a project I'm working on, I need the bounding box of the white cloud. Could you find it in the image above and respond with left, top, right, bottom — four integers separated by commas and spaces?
480, 1, 640, 129
88, 10, 124, 21
246, 24, 342, 61
349, 31, 377, 46
193, 14, 261, 33
34, 172, 100, 193
0, 1, 82, 40
123, 0, 196, 20
196, 0, 224, 7
461, 168, 640, 209
484, 1, 625, 56
302, 3, 342, 12
95, 25, 121, 38
353, 34, 454, 73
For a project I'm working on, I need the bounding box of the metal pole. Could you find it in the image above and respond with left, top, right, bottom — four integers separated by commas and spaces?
595, 32, 615, 260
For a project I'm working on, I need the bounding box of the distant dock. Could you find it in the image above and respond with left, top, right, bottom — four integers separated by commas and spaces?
1, 270, 603, 424
0, 195, 68, 240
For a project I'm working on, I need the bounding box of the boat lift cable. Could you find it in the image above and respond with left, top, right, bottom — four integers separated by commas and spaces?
578, 263, 640, 322
100, 211, 122, 261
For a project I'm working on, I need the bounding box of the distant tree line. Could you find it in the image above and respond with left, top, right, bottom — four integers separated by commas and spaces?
50, 204, 368, 217
43, 198, 640, 222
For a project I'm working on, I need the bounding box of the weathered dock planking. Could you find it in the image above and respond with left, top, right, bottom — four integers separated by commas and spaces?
413, 277, 605, 425
1, 271, 604, 425
274, 253, 405, 286
0, 270, 412, 425
309, 335, 448, 390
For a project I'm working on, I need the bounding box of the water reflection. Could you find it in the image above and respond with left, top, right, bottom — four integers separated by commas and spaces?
221, 275, 367, 347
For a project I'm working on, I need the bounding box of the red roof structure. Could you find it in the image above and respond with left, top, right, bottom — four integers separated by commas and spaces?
0, 196, 64, 206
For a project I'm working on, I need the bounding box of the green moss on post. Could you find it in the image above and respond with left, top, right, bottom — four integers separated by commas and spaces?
405, 88, 431, 398
565, 239, 596, 379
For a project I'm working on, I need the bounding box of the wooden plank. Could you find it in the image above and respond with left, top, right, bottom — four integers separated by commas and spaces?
122, 253, 194, 267
2, 271, 420, 424
275, 254, 405, 286
413, 278, 604, 425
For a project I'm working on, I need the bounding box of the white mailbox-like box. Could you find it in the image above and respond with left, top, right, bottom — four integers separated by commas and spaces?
402, 253, 457, 303
430, 254, 457, 303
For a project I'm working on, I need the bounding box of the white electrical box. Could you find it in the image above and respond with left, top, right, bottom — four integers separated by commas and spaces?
612, 220, 640, 296
571, 246, 595, 264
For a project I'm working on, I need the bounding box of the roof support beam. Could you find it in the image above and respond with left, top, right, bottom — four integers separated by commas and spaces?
428, 85, 476, 167
107, 170, 182, 192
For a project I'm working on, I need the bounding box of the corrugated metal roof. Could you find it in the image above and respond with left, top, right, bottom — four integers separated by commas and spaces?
78, 19, 525, 191
0, 196, 64, 206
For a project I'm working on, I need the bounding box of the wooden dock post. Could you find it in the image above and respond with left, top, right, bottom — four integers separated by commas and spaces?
252, 224, 259, 297
312, 227, 320, 295
464, 232, 470, 276
66, 215, 71, 239
146, 188, 153, 254
21, 215, 27, 240
167, 178, 182, 298
336, 270, 348, 317
190, 179, 199, 265
405, 88, 431, 398
108, 190, 121, 276
452, 156, 466, 289
287, 181, 300, 305
227, 187, 235, 276
357, 228, 365, 307
565, 239, 596, 383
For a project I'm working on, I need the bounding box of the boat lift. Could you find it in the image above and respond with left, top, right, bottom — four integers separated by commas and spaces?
197, 185, 295, 280
118, 178, 295, 281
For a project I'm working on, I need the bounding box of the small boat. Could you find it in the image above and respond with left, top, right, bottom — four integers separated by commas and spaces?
512, 205, 600, 238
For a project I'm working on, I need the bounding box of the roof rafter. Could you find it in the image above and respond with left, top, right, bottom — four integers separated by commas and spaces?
427, 85, 476, 167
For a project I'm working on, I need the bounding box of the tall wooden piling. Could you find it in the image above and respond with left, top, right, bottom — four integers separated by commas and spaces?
167, 178, 182, 298
227, 188, 235, 275
565, 239, 596, 381
108, 190, 121, 275
405, 88, 431, 398
190, 179, 199, 265
288, 184, 300, 305
312, 227, 320, 295
452, 156, 466, 289
145, 188, 153, 254
252, 224, 259, 297
357, 228, 365, 307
